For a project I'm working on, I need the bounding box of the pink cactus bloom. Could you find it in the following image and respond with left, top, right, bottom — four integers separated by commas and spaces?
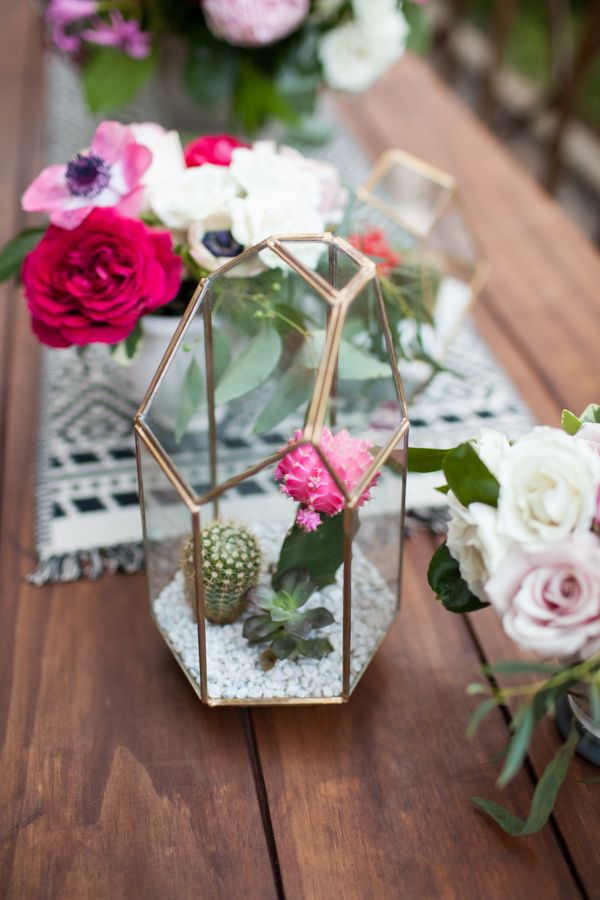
82, 11, 151, 59
274, 427, 378, 532
202, 0, 310, 48
22, 121, 152, 230
46, 0, 98, 52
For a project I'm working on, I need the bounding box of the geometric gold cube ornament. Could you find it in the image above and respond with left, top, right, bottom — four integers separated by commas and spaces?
135, 234, 409, 706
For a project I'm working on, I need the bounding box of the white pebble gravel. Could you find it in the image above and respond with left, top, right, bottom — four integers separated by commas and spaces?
152, 522, 397, 702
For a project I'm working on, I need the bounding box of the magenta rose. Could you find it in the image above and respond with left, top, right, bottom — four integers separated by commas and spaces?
184, 134, 249, 168
22, 209, 182, 347
486, 533, 600, 658
202, 0, 309, 47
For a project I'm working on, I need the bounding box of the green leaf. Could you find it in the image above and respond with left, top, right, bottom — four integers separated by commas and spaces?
579, 403, 600, 424
284, 617, 313, 639
443, 442, 500, 508
407, 446, 451, 473
273, 514, 346, 590
184, 39, 236, 111
298, 637, 334, 659
471, 725, 579, 835
298, 331, 391, 380
214, 326, 281, 406
0, 228, 45, 282
466, 697, 499, 739
427, 542, 489, 614
175, 357, 203, 443
110, 321, 144, 366
212, 330, 231, 384
242, 615, 282, 642
483, 660, 560, 676
497, 706, 535, 788
305, 607, 334, 629
252, 365, 313, 435
83, 47, 156, 114
590, 681, 600, 726
271, 633, 300, 660
233, 56, 297, 133
561, 409, 582, 435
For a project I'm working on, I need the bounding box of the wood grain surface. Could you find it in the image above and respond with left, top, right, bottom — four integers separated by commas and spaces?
1, 8, 599, 897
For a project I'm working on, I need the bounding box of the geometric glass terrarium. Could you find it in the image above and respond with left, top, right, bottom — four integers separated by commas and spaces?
135, 233, 409, 706
354, 149, 489, 396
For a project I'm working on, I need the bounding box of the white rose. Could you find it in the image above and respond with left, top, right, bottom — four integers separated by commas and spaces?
486, 534, 600, 658
278, 146, 348, 225
497, 426, 600, 545
149, 165, 240, 231
318, 5, 408, 92
188, 216, 265, 277
446, 494, 510, 602
129, 123, 186, 196
230, 192, 325, 269
473, 428, 510, 478
229, 142, 322, 209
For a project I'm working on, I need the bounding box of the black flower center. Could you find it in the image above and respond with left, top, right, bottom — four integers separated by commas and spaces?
202, 230, 244, 258
66, 153, 111, 198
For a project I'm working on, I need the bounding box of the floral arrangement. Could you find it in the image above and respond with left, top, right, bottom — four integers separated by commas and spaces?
41, 0, 429, 131
410, 404, 600, 834
0, 119, 346, 354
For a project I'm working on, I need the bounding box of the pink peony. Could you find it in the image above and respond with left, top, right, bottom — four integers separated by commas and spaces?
486, 533, 600, 658
82, 12, 151, 59
22, 209, 182, 348
184, 134, 250, 168
274, 427, 378, 532
22, 121, 151, 230
46, 0, 98, 52
202, 0, 310, 47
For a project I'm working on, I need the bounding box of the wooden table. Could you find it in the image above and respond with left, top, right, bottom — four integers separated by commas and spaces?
1, 6, 599, 899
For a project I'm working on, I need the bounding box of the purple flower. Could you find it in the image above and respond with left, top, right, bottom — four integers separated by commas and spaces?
46, 0, 98, 52
82, 12, 151, 59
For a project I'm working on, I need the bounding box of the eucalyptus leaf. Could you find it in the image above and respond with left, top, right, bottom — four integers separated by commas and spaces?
471, 726, 579, 835
212, 330, 231, 383
83, 47, 156, 113
497, 706, 535, 788
482, 660, 560, 676
561, 408, 582, 436
0, 227, 45, 281
428, 542, 489, 614
175, 357, 203, 443
466, 697, 500, 739
215, 326, 281, 406
252, 365, 313, 435
298, 331, 391, 380
443, 442, 500, 508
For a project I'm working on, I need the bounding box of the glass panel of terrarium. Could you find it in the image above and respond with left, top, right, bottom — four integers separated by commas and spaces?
361, 152, 455, 238
194, 464, 343, 703
136, 436, 204, 696
205, 254, 332, 498
348, 428, 407, 694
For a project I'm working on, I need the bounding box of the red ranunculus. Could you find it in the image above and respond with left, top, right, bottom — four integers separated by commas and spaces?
184, 134, 249, 168
22, 208, 182, 347
348, 228, 400, 276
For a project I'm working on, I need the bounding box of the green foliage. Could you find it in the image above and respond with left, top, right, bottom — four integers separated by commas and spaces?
243, 569, 334, 669
233, 57, 297, 134
110, 321, 144, 367
252, 365, 313, 435
182, 521, 262, 624
273, 513, 347, 590
0, 228, 45, 282
580, 403, 600, 424
561, 408, 582, 435
406, 447, 451, 473
442, 442, 500, 508
175, 356, 204, 443
427, 542, 489, 613
83, 47, 156, 113
214, 325, 282, 406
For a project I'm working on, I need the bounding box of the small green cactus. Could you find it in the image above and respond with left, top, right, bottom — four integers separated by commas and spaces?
182, 521, 262, 624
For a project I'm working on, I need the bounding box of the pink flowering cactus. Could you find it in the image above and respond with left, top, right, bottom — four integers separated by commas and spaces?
202, 0, 310, 48
22, 121, 151, 230
274, 428, 378, 532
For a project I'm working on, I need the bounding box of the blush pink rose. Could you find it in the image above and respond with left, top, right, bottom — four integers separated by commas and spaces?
202, 0, 309, 47
486, 533, 600, 658
575, 422, 600, 457
22, 209, 182, 348
184, 134, 249, 168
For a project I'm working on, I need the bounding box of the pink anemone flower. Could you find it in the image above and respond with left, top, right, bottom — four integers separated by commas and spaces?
274, 427, 378, 532
22, 121, 152, 230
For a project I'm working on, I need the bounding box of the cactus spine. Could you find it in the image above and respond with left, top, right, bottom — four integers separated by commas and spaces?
182, 521, 261, 624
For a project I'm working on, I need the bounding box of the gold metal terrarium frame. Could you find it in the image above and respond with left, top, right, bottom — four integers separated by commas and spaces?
134, 233, 409, 707
356, 149, 490, 365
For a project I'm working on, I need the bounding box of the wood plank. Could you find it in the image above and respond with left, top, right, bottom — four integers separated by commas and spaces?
252, 533, 581, 899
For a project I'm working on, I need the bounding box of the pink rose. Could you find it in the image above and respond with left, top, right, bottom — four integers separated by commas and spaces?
202, 0, 310, 47
575, 422, 600, 457
22, 209, 182, 348
486, 533, 600, 658
184, 134, 249, 168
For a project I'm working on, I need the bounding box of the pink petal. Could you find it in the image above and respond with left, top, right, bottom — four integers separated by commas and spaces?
120, 142, 152, 189
48, 205, 92, 230
91, 121, 135, 166
22, 164, 70, 212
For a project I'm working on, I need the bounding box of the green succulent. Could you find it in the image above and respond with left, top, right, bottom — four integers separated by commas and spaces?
242, 569, 334, 670
182, 521, 262, 624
